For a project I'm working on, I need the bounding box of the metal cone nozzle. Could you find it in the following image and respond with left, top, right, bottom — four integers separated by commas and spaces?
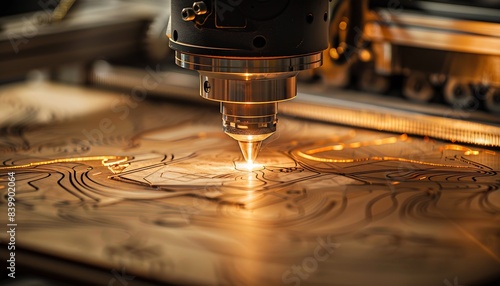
226, 133, 274, 164
238, 140, 263, 164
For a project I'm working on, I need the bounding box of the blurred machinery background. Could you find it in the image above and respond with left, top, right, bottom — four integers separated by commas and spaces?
0, 0, 500, 118
325, 0, 500, 113
1, 0, 499, 145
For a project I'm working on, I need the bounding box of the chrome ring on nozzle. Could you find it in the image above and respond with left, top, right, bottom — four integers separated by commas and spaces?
221, 102, 277, 136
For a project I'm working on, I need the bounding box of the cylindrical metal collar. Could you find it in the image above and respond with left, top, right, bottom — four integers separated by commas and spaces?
200, 73, 297, 103
175, 52, 323, 73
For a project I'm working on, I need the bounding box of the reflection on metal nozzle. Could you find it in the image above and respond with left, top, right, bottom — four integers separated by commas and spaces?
238, 140, 262, 164
221, 102, 277, 163
226, 132, 274, 164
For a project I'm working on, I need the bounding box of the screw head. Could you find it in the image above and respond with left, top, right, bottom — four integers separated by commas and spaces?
181, 8, 196, 21
193, 2, 208, 15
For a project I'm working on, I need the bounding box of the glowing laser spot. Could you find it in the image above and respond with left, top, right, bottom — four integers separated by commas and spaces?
246, 160, 254, 171
239, 161, 263, 172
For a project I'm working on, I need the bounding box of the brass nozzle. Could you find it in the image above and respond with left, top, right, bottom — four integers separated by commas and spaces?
238, 140, 263, 164
222, 102, 277, 163
226, 133, 273, 163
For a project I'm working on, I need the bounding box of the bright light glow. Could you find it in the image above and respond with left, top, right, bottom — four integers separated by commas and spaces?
243, 161, 257, 171
235, 161, 264, 172
329, 48, 339, 60
339, 21, 347, 30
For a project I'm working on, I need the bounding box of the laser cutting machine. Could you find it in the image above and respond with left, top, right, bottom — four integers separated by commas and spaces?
1, 1, 500, 285
168, 0, 329, 163
166, 0, 500, 163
